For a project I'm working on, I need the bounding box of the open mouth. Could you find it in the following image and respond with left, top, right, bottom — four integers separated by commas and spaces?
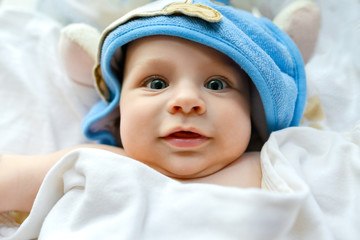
163, 131, 209, 148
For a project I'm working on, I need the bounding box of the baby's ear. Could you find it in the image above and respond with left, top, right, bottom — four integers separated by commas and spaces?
273, 0, 321, 63
58, 23, 101, 87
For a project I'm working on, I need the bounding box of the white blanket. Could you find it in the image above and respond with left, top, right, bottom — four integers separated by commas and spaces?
0, 8, 98, 155
2, 126, 359, 240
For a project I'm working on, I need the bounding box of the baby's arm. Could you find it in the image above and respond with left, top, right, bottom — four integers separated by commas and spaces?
0, 145, 125, 212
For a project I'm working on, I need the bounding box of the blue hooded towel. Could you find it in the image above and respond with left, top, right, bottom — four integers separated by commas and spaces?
82, 0, 306, 146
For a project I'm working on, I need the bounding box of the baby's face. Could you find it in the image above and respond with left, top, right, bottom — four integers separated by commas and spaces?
120, 35, 251, 179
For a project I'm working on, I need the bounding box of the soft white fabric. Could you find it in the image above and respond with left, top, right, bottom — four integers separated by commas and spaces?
303, 0, 360, 132
2, 126, 359, 239
0, 8, 98, 155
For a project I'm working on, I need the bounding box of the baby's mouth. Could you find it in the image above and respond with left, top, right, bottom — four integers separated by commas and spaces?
169, 131, 203, 138
163, 131, 209, 148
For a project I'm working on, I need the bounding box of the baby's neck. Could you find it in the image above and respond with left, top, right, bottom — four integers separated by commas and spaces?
176, 152, 262, 188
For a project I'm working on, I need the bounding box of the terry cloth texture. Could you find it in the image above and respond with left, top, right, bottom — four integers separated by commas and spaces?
82, 0, 306, 146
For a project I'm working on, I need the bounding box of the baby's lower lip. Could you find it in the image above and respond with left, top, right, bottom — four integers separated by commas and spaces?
163, 132, 209, 148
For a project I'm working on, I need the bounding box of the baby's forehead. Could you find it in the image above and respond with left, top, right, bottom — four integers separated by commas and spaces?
124, 35, 244, 71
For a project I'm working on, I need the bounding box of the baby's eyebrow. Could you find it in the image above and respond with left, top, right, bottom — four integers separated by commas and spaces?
133, 57, 174, 70
124, 57, 175, 80
133, 57, 174, 71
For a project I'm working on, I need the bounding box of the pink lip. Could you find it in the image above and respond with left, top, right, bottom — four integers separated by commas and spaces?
162, 128, 209, 148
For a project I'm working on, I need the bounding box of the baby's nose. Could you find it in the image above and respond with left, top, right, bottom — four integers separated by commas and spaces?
167, 86, 206, 115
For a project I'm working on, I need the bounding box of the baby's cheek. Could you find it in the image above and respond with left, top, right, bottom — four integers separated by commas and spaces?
218, 108, 251, 146
119, 107, 138, 145
119, 106, 154, 154
119, 115, 130, 150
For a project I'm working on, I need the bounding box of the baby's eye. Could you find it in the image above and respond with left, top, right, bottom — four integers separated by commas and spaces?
144, 76, 168, 90
205, 77, 228, 91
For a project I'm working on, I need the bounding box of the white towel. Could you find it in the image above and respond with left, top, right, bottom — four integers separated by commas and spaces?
3, 126, 359, 240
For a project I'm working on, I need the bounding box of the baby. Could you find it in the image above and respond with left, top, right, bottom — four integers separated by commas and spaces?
0, 0, 306, 213
118, 35, 262, 187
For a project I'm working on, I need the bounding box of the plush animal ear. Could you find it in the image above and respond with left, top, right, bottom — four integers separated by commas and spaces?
273, 0, 321, 63
58, 23, 101, 87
